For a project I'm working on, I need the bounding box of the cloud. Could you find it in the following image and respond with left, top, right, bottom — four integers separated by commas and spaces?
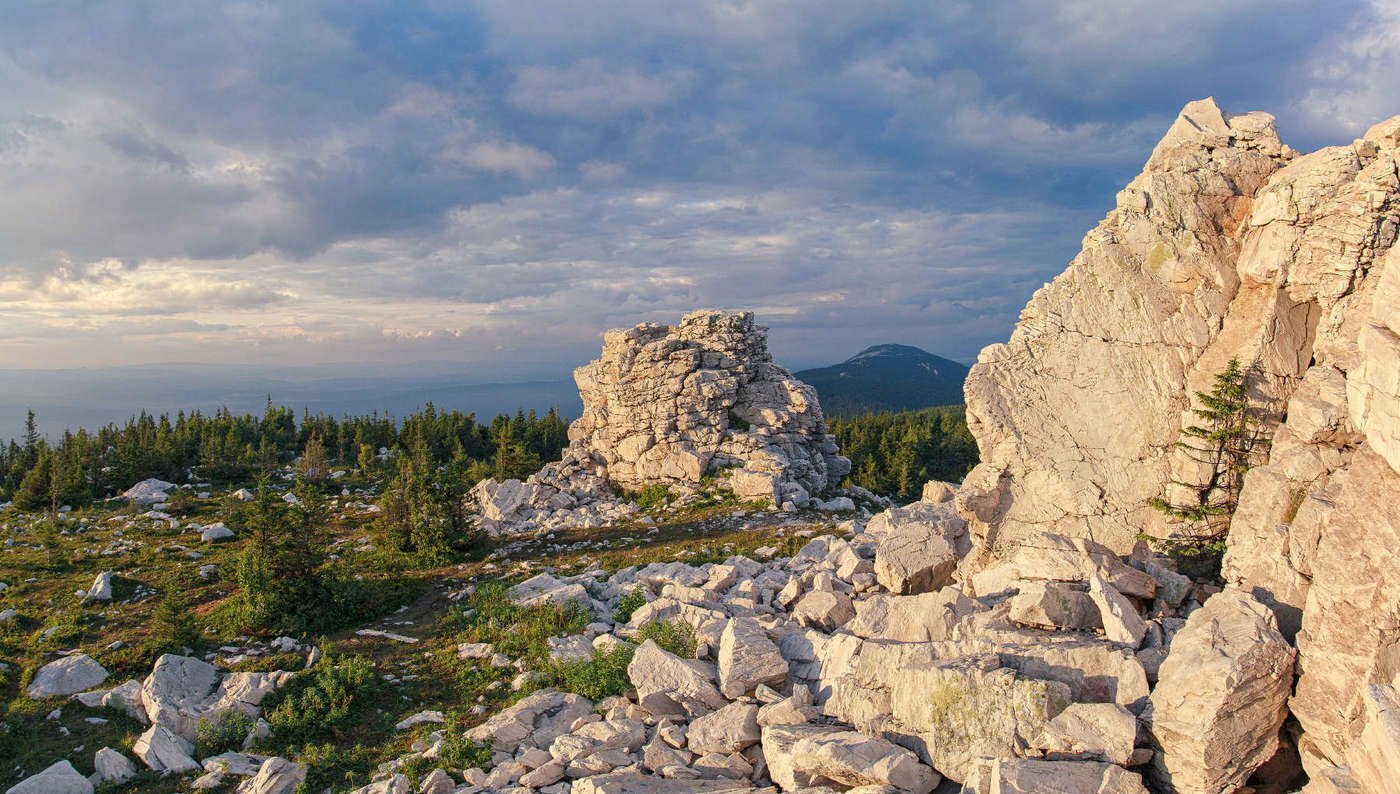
510, 59, 697, 120
445, 139, 556, 178
0, 0, 1391, 377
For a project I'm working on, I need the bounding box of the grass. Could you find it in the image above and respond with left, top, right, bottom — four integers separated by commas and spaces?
0, 467, 844, 792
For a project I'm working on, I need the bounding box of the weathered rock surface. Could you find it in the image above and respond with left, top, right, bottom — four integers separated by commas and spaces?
464, 689, 593, 754
27, 653, 109, 698
470, 311, 850, 532
628, 640, 727, 717
716, 617, 788, 698
1149, 589, 1295, 793
960, 97, 1294, 555
788, 728, 938, 793
869, 501, 967, 595
5, 760, 93, 794
132, 724, 201, 773
92, 747, 138, 785
962, 757, 1149, 794
235, 757, 307, 794
1033, 702, 1138, 766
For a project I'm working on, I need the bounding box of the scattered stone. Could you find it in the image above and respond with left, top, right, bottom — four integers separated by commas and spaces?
628, 640, 727, 718
5, 760, 93, 794
716, 617, 788, 698
234, 757, 307, 794
92, 747, 137, 785
28, 654, 109, 698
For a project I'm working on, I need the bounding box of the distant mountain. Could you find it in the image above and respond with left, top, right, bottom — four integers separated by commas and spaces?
794, 344, 970, 417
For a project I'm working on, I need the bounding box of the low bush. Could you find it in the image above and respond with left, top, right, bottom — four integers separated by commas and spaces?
263, 654, 377, 747
611, 589, 646, 624
195, 710, 255, 757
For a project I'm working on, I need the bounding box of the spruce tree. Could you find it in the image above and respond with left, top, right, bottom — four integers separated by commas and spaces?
1149, 357, 1268, 541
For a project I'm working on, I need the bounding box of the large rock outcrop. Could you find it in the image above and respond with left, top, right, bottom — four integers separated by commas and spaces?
957, 97, 1400, 787
472, 310, 849, 532
960, 98, 1294, 556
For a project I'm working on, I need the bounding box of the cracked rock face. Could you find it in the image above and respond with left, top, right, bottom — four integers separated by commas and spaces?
470, 310, 849, 533
959, 97, 1294, 555
569, 310, 849, 504
958, 96, 1400, 787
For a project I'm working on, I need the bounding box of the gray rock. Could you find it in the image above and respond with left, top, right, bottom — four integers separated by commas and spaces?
686, 701, 761, 754
132, 724, 200, 773
627, 640, 726, 718
27, 654, 109, 698
716, 617, 788, 698
92, 747, 138, 785
234, 757, 307, 794
5, 760, 93, 794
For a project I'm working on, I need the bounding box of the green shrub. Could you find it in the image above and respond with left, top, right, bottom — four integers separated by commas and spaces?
196, 710, 255, 757
547, 620, 695, 699
142, 585, 202, 658
625, 483, 671, 510
437, 731, 493, 771
264, 654, 377, 746
636, 620, 696, 657
448, 581, 589, 666
611, 589, 646, 624
550, 646, 633, 700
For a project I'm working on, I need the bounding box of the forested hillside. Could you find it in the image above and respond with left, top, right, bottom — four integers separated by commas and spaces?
0, 403, 570, 510
795, 344, 969, 417
829, 405, 977, 501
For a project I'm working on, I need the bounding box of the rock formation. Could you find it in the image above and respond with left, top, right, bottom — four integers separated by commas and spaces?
471, 310, 850, 533
955, 96, 1400, 789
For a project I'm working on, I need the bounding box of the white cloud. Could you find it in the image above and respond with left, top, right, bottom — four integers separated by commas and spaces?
445, 139, 556, 178
510, 59, 697, 120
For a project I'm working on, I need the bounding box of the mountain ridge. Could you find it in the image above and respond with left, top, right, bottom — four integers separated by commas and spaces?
794, 343, 969, 417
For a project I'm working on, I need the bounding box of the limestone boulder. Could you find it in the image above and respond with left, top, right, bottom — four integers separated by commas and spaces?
1088, 573, 1147, 647
27, 654, 109, 698
1033, 702, 1138, 766
1007, 582, 1101, 631
464, 689, 593, 754
869, 501, 967, 594
969, 534, 1156, 599
1149, 589, 1295, 793
5, 760, 93, 794
788, 728, 939, 793
141, 653, 220, 738
92, 747, 138, 785
132, 724, 200, 773
687, 701, 761, 754
962, 758, 1149, 794
627, 640, 727, 718
235, 757, 307, 794
84, 570, 113, 602
790, 590, 854, 632
716, 617, 788, 698
844, 590, 980, 642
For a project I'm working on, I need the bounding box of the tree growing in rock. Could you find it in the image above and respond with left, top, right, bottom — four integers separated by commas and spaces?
1150, 357, 1269, 542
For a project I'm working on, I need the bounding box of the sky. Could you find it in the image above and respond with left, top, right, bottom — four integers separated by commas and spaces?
1, 0, 1397, 379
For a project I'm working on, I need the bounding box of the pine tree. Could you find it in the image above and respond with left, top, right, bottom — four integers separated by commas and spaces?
295, 433, 330, 483
1149, 357, 1268, 541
